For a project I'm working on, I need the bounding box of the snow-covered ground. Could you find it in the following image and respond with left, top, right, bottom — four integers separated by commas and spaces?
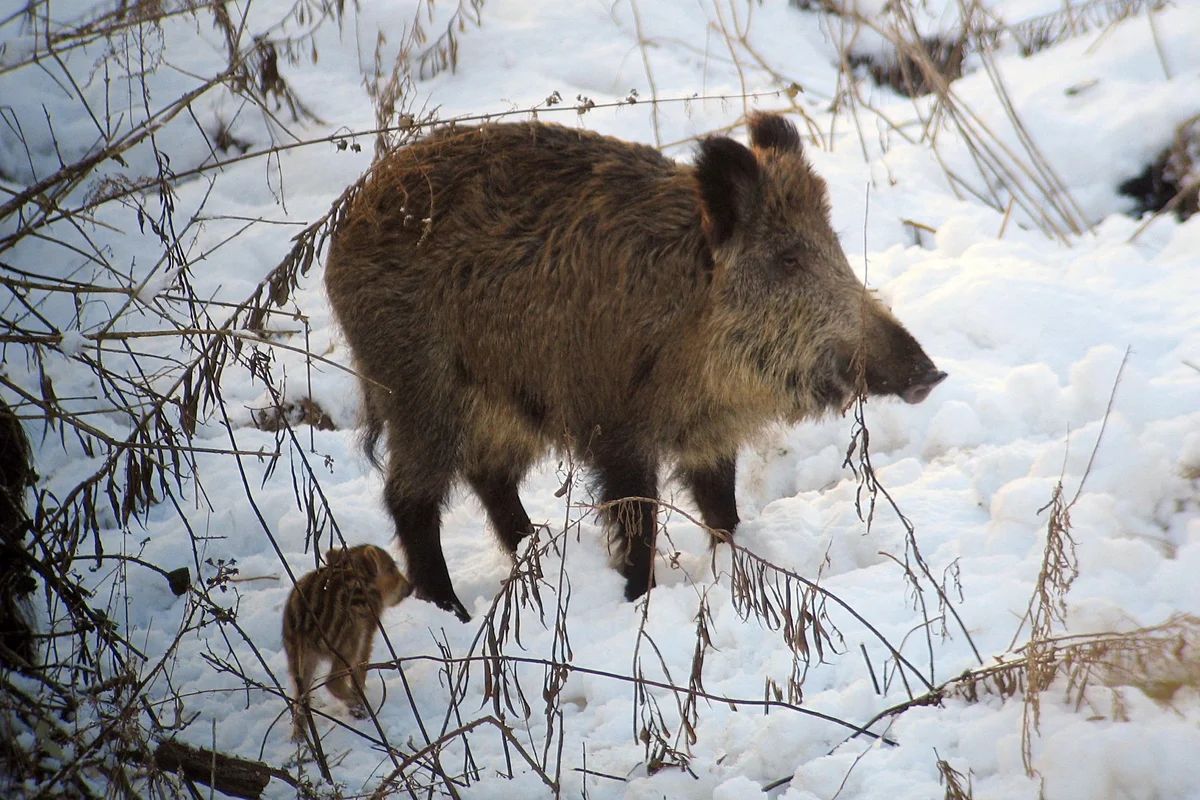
4, 0, 1200, 798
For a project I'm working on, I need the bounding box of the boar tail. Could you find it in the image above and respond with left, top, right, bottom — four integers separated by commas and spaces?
359, 383, 387, 471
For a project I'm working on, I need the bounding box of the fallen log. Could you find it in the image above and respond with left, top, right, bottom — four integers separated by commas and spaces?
154, 739, 294, 799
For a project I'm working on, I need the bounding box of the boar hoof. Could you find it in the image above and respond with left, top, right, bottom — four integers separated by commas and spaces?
623, 572, 656, 603
435, 594, 472, 623
414, 585, 472, 622
448, 602, 471, 623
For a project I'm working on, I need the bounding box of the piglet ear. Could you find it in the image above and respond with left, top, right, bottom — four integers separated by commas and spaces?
747, 113, 802, 153
358, 547, 384, 579
695, 135, 759, 247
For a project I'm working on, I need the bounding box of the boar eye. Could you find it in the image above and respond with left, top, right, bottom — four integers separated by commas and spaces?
779, 254, 801, 271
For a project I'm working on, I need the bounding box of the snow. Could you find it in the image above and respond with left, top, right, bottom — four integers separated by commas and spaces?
3, 0, 1200, 798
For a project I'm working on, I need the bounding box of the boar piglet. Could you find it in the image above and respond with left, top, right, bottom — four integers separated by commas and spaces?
282, 544, 411, 739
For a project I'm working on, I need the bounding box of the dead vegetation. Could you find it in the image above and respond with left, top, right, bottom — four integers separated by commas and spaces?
1, 0, 1195, 797
825, 0, 1092, 241
0, 399, 36, 671
937, 752, 974, 800
948, 615, 1200, 711
803, 0, 1169, 97
846, 35, 966, 99
842, 609, 1200, 777
252, 397, 335, 432
822, 350, 1196, 791
0, 0, 385, 795
1120, 113, 1200, 221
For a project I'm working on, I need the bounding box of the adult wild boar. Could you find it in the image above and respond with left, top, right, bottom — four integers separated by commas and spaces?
324, 113, 945, 621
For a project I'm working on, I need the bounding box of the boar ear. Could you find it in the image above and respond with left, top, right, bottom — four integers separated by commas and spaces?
747, 113, 802, 153
695, 136, 760, 247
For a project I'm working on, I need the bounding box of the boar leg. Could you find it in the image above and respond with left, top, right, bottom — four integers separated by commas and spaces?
681, 456, 740, 548
595, 454, 659, 602
384, 487, 470, 622
382, 420, 470, 621
468, 469, 535, 554
288, 645, 317, 741
328, 652, 369, 719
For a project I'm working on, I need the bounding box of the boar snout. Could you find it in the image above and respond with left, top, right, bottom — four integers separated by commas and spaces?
842, 313, 947, 405
899, 362, 948, 405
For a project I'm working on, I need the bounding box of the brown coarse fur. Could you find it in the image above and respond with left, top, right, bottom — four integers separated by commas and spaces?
282, 544, 412, 740
324, 113, 945, 622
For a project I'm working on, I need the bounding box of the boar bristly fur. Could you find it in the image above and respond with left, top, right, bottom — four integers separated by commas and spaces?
324, 113, 945, 622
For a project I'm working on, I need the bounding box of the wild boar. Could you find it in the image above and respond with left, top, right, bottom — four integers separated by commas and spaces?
324, 113, 945, 622
282, 544, 411, 739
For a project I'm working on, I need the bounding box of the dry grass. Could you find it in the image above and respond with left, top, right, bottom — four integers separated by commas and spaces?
1120, 113, 1200, 222
785, 0, 1176, 238
846, 34, 966, 99
841, 613, 1200, 786
936, 751, 974, 800
947, 615, 1200, 711
0, 0, 420, 794
252, 397, 336, 432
